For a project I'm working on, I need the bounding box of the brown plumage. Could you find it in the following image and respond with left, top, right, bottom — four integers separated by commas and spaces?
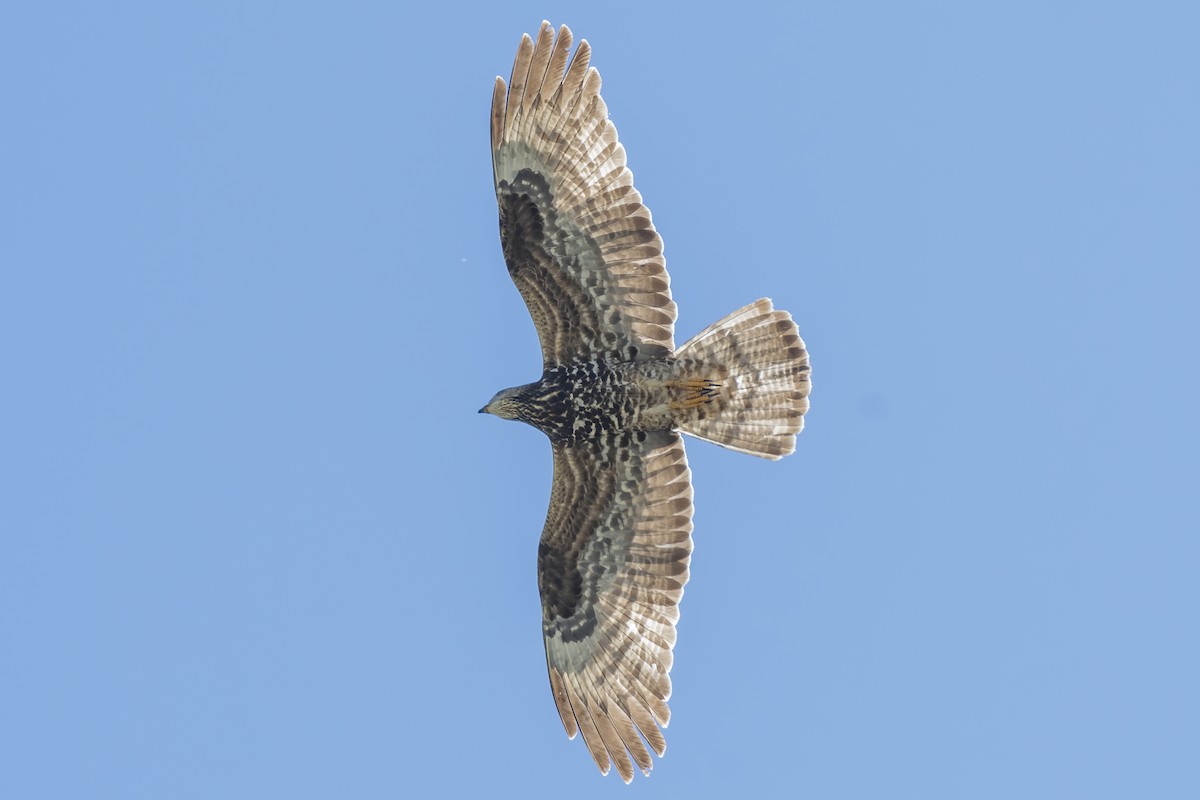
481, 22, 812, 782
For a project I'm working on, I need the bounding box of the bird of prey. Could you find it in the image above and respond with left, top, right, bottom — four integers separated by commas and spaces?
481, 22, 811, 782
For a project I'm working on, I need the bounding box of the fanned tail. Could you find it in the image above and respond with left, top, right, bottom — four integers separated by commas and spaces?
673, 299, 811, 459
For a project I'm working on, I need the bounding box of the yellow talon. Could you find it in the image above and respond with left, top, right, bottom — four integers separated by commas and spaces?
668, 378, 721, 410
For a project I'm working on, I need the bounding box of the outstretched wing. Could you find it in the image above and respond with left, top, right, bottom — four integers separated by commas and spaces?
538, 430, 693, 782
492, 22, 676, 367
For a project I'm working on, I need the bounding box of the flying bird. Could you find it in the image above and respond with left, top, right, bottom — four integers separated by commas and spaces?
481, 22, 812, 782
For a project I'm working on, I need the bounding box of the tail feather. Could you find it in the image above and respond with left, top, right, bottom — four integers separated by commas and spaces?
673, 299, 810, 459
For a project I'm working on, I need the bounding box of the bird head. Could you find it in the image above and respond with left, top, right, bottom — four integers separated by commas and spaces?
479, 386, 525, 420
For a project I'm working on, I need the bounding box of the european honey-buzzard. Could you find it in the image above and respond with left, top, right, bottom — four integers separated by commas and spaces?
480, 22, 812, 782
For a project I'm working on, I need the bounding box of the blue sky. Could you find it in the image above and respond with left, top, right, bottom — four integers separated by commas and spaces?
2, 2, 1197, 797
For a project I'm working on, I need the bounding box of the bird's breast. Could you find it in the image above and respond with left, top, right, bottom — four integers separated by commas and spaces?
525, 359, 676, 443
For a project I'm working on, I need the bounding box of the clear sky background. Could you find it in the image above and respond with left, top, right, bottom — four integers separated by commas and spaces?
2, 2, 1197, 797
